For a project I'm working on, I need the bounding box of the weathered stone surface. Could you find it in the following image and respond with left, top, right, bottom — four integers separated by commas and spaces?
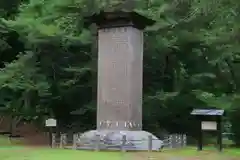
78, 130, 163, 151
97, 27, 143, 131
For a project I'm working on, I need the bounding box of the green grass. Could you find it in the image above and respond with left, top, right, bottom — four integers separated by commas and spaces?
1, 147, 240, 160
0, 148, 125, 160
1, 136, 240, 160
0, 136, 10, 145
0, 135, 23, 146
0, 146, 239, 160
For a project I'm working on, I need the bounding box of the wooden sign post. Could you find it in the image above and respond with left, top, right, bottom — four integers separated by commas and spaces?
191, 109, 224, 152
45, 118, 57, 147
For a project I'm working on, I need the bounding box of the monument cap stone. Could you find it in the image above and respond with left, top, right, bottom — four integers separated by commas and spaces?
85, 10, 155, 29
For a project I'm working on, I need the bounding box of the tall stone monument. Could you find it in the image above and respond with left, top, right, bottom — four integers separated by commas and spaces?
80, 10, 162, 150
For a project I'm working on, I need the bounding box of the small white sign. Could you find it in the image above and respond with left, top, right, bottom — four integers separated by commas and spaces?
201, 121, 217, 130
45, 118, 57, 127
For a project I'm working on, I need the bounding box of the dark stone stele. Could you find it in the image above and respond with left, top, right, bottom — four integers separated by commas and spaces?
74, 10, 163, 151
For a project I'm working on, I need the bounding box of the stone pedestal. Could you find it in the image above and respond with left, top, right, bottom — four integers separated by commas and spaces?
79, 11, 162, 151
79, 130, 163, 151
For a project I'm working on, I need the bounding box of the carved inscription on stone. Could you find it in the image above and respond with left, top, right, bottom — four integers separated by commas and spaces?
97, 27, 143, 130
99, 27, 130, 121
99, 120, 139, 129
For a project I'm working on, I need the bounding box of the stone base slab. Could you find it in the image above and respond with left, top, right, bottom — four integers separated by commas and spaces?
77, 130, 163, 151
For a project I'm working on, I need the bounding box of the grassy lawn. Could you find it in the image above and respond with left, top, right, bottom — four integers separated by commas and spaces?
1, 136, 240, 160
0, 147, 240, 160
0, 148, 125, 160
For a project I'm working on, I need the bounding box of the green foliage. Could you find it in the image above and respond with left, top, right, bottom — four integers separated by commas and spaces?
0, 0, 240, 145
228, 95, 240, 146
